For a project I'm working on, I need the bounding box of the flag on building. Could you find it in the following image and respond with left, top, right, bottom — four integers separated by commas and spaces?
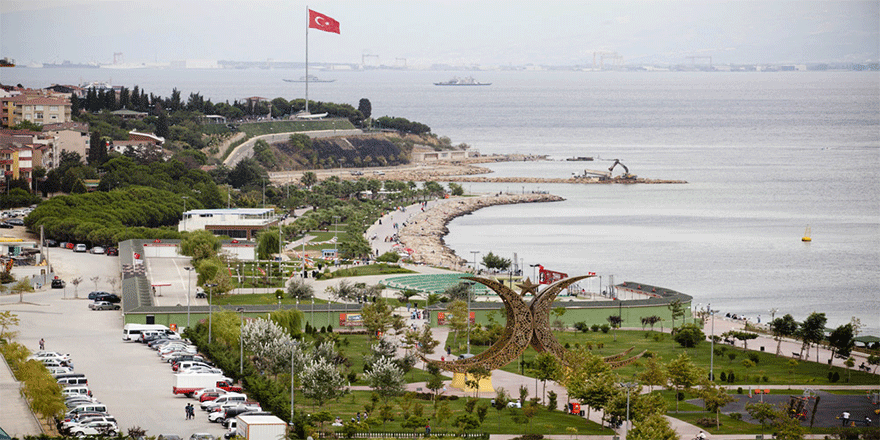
308, 9, 340, 34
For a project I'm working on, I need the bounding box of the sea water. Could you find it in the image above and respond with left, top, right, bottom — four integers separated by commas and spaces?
4, 68, 878, 333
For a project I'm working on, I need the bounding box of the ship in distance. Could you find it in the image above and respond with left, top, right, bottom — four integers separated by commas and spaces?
434, 76, 491, 86
283, 75, 335, 83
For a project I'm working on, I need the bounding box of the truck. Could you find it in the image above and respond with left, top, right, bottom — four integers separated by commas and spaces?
173, 373, 242, 397
235, 414, 287, 440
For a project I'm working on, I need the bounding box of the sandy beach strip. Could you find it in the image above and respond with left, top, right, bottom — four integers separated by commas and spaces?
397, 193, 564, 269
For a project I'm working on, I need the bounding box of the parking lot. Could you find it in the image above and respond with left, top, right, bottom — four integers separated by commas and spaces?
1, 247, 231, 438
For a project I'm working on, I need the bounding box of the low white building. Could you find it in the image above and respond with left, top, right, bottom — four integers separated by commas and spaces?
179, 208, 278, 240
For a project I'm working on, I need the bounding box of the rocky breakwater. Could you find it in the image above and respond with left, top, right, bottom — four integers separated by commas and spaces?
397, 193, 564, 269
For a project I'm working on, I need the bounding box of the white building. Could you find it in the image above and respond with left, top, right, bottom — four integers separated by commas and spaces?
179, 208, 278, 240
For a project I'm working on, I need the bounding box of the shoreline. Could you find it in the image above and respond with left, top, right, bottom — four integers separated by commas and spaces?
396, 193, 564, 269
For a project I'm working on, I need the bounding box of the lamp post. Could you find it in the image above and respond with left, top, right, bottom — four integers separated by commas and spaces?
237, 307, 245, 375
181, 196, 189, 231
470, 251, 479, 274
184, 266, 194, 327
464, 281, 475, 355
708, 303, 716, 381
205, 283, 217, 344
289, 340, 299, 429
529, 263, 540, 283
620, 381, 638, 440
333, 216, 340, 262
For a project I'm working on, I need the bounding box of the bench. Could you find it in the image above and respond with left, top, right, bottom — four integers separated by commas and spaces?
792, 352, 802, 358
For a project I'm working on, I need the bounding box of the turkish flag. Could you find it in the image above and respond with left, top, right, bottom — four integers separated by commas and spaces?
309, 9, 340, 34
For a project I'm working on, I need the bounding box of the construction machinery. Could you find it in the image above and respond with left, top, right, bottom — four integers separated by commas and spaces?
608, 159, 637, 180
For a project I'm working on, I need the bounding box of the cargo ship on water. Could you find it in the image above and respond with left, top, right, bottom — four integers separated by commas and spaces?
434, 76, 491, 86
0, 58, 15, 67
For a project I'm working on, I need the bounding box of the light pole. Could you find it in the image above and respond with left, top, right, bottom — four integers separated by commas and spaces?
205, 283, 217, 344
181, 196, 189, 231
620, 381, 638, 440
333, 216, 340, 262
529, 263, 541, 283
470, 251, 479, 274
708, 303, 716, 381
289, 340, 300, 430
464, 281, 475, 355
184, 266, 194, 327
237, 307, 245, 375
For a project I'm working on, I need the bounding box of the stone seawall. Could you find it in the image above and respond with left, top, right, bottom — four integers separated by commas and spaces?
397, 193, 564, 269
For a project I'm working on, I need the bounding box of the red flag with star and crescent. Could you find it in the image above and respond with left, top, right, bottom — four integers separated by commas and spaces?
309, 9, 340, 34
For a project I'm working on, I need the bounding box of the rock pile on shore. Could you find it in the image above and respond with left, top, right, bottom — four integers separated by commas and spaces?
397, 193, 564, 269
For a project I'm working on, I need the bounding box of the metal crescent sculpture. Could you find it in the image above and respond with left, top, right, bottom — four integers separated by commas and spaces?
424, 276, 533, 373
423, 275, 599, 373
528, 275, 593, 366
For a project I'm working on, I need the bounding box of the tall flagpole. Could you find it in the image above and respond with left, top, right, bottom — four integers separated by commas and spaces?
305, 6, 310, 115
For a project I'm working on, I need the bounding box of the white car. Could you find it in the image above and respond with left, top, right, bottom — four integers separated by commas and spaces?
61, 416, 116, 434
73, 243, 88, 253
28, 351, 71, 363
68, 420, 118, 437
160, 347, 197, 361
180, 366, 223, 375
49, 366, 75, 376
90, 246, 105, 254
201, 393, 246, 411
157, 343, 193, 354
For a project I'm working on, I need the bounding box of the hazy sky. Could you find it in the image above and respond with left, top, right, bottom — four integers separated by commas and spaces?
2, 0, 878, 66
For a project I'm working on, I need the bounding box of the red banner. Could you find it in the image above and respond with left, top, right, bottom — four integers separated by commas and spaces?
538, 265, 568, 284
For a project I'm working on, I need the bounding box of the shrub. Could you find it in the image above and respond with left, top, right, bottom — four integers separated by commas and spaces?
590, 324, 600, 332
696, 417, 718, 427
600, 324, 611, 333
728, 372, 736, 383
573, 322, 589, 333
736, 387, 743, 394
748, 352, 760, 364
762, 375, 769, 383
720, 371, 727, 382
729, 412, 742, 421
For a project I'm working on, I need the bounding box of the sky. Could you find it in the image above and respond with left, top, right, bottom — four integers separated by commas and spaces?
1, 0, 878, 67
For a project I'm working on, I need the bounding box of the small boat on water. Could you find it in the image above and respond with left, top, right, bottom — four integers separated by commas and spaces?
283, 75, 336, 83
434, 76, 491, 86
802, 225, 812, 242
0, 58, 15, 67
566, 156, 593, 161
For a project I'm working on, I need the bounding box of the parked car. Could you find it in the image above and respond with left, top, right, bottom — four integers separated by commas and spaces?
189, 434, 214, 440
68, 421, 118, 437
0, 222, 13, 229
45, 239, 59, 247
51, 278, 65, 289
87, 291, 109, 300
192, 387, 226, 400
94, 293, 120, 303
6, 218, 24, 226
105, 247, 118, 256
166, 354, 205, 364
180, 365, 223, 375
198, 391, 224, 402
73, 243, 87, 252
28, 351, 71, 363
90, 246, 105, 254
89, 301, 120, 311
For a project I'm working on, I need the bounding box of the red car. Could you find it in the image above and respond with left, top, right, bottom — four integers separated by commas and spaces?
199, 392, 223, 402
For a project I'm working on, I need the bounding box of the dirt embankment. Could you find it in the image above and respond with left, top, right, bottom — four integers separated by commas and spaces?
397, 193, 564, 268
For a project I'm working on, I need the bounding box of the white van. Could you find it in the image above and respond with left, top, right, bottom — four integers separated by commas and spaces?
122, 324, 170, 342
61, 386, 91, 398
201, 393, 246, 411
66, 403, 108, 418
58, 376, 88, 386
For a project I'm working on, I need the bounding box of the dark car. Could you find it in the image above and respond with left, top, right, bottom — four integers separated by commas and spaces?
6, 218, 24, 226
51, 279, 65, 289
45, 239, 59, 247
88, 291, 110, 300
0, 222, 13, 229
94, 293, 120, 303
105, 247, 118, 256
167, 354, 205, 364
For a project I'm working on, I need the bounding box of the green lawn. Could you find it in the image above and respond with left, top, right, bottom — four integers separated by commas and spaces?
296, 390, 612, 436
457, 329, 880, 386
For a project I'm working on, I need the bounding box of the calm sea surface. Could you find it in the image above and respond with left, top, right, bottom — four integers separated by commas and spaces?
4, 68, 879, 334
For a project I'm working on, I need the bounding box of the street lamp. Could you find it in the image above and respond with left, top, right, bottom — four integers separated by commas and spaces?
184, 266, 194, 327
181, 196, 189, 231
708, 303, 717, 381
237, 307, 245, 375
333, 216, 341, 262
463, 281, 475, 355
289, 340, 300, 429
619, 381, 638, 440
470, 251, 479, 274
529, 263, 541, 284
205, 283, 217, 344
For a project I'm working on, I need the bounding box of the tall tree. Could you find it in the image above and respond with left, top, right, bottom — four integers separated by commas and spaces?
530, 352, 562, 404
798, 312, 827, 362
364, 356, 405, 404
668, 298, 685, 333
628, 413, 679, 440
301, 357, 348, 407
827, 323, 855, 359
665, 353, 702, 413
695, 379, 735, 429
770, 314, 799, 356
358, 98, 372, 119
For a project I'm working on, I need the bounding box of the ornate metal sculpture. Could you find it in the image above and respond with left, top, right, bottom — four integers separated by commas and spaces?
424, 275, 645, 374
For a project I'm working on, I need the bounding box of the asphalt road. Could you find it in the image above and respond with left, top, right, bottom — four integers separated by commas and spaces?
1, 247, 229, 439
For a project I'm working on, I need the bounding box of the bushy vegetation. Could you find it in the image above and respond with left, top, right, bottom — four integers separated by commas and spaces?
375, 116, 431, 135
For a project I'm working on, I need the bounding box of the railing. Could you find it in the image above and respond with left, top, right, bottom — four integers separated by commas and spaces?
317, 432, 486, 439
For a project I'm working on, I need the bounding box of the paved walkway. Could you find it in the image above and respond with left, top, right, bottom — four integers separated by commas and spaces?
0, 350, 43, 437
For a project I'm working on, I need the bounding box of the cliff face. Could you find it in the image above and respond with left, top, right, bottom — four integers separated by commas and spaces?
268, 134, 407, 170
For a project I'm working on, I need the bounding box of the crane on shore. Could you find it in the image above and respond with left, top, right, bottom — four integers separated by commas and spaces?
608, 159, 637, 180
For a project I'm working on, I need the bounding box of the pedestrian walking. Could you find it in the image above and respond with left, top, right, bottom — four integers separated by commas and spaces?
39, 338, 44, 350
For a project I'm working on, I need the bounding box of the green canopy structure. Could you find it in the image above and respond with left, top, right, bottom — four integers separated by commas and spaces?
853, 335, 880, 347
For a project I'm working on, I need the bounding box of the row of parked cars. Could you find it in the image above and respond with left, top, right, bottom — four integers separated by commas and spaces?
136, 333, 262, 436
28, 351, 120, 436
44, 240, 119, 256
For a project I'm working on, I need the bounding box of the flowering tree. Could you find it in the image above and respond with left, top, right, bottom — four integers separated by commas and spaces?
301, 357, 348, 407
241, 318, 293, 376
364, 356, 404, 403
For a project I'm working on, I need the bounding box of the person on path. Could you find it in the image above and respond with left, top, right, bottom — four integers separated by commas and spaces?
842, 411, 850, 426
696, 430, 707, 439
425, 423, 431, 436
39, 338, 44, 350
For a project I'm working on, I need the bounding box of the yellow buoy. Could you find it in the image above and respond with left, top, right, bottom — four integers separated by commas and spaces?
802, 225, 812, 242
